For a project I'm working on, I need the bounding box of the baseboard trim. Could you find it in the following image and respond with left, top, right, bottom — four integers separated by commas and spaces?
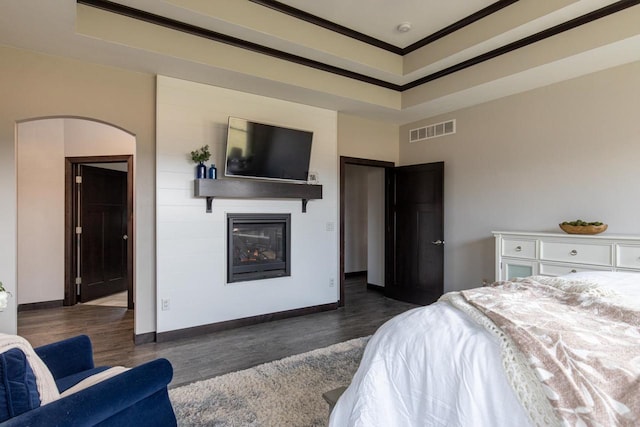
156, 302, 339, 343
134, 332, 156, 345
366, 284, 384, 293
18, 300, 64, 312
344, 271, 366, 278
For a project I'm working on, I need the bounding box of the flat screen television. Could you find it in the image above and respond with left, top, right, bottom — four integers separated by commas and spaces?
224, 117, 313, 183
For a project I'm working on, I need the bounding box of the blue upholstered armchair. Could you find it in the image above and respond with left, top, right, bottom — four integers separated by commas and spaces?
0, 335, 177, 426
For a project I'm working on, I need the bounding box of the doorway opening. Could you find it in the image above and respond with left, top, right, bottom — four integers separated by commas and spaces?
339, 157, 394, 307
65, 156, 134, 309
340, 158, 445, 307
16, 117, 136, 344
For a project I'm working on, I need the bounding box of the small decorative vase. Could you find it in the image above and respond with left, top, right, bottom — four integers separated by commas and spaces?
208, 164, 217, 179
196, 162, 207, 179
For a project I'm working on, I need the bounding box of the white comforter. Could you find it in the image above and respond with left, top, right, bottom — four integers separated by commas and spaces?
329, 272, 640, 427
329, 301, 532, 427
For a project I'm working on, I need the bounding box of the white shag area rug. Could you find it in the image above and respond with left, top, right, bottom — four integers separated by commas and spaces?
169, 336, 369, 427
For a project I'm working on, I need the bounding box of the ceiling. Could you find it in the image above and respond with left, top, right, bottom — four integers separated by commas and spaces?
263, 0, 498, 49
0, 0, 639, 124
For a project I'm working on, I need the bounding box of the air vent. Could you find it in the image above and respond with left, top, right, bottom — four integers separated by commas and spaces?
409, 119, 456, 143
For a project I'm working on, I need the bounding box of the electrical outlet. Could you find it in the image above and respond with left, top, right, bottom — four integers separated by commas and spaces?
329, 278, 335, 288
326, 222, 335, 232
161, 298, 170, 311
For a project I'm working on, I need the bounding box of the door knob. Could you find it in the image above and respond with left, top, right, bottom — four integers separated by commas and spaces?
431, 240, 445, 245
123, 235, 128, 240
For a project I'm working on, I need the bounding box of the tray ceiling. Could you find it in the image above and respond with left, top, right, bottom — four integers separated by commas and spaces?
0, 0, 639, 123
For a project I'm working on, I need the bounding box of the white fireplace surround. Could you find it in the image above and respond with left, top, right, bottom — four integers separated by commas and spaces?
156, 76, 338, 334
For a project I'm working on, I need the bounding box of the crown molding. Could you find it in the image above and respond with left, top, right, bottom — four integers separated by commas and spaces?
77, 0, 640, 92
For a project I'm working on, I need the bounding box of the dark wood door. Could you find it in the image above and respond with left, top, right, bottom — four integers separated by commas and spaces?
79, 166, 128, 302
386, 162, 444, 305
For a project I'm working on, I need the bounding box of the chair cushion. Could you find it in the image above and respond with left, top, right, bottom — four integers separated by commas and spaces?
0, 348, 41, 422
55, 366, 110, 393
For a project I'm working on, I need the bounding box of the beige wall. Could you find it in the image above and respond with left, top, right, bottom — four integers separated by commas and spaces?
0, 46, 155, 335
17, 118, 134, 305
344, 165, 368, 273
343, 164, 385, 285
16, 120, 65, 305
399, 61, 640, 292
338, 113, 399, 164
367, 167, 385, 287
63, 119, 135, 157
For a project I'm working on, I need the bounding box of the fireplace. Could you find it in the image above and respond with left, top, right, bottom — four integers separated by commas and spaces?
227, 213, 291, 283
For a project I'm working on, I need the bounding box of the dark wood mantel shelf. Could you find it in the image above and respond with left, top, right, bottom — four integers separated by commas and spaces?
194, 179, 323, 213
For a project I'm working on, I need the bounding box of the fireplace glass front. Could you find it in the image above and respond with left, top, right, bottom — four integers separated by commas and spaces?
227, 213, 291, 283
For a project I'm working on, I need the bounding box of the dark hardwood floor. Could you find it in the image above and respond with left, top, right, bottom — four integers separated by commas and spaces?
18, 275, 417, 387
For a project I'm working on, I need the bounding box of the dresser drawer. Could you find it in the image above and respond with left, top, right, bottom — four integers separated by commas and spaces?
616, 244, 640, 269
540, 241, 612, 266
539, 263, 612, 277
502, 238, 536, 259
494, 231, 640, 282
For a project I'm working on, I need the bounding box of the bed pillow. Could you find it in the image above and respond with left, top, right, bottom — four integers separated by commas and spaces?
0, 347, 41, 422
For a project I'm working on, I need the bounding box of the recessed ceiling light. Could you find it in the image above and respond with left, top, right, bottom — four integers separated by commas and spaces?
397, 22, 412, 33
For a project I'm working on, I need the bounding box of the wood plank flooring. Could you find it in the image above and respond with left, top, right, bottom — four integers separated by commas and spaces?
80, 291, 127, 307
18, 275, 417, 387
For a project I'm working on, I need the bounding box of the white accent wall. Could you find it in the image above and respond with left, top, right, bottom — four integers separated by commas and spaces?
17, 118, 134, 305
156, 76, 338, 333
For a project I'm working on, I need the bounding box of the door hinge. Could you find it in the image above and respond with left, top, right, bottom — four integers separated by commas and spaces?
75, 277, 81, 294
75, 176, 82, 184
75, 226, 82, 234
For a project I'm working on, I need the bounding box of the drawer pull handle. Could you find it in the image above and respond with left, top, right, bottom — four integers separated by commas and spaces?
570, 250, 578, 256
571, 269, 577, 273
514, 246, 522, 252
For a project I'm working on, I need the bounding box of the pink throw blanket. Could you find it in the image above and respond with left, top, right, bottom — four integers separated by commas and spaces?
460, 278, 640, 426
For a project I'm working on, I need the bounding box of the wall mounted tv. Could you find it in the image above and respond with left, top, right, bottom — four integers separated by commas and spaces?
225, 117, 313, 183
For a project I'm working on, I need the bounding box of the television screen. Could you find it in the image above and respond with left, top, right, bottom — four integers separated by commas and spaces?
224, 117, 313, 183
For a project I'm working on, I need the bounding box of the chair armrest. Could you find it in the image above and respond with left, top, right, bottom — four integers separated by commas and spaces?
0, 358, 175, 427
34, 335, 95, 381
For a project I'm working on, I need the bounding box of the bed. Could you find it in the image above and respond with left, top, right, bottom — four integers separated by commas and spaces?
329, 272, 640, 427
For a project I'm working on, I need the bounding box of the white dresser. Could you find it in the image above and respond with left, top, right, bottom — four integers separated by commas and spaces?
493, 231, 640, 281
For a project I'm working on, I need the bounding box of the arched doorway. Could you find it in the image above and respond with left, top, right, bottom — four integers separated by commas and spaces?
16, 117, 136, 341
